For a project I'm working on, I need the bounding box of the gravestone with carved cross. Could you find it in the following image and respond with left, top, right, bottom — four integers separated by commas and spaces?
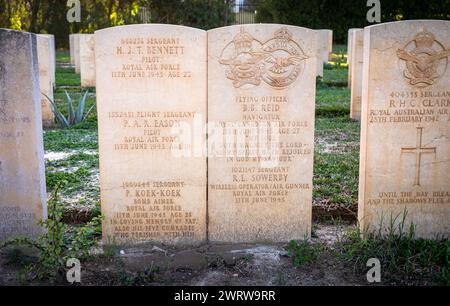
358, 20, 450, 239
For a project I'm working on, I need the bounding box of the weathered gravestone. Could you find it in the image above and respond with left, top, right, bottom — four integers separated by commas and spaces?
359, 20, 450, 239
316, 30, 332, 77
69, 34, 75, 66
350, 29, 363, 120
49, 35, 55, 85
80, 34, 96, 87
36, 34, 55, 127
328, 30, 333, 58
208, 25, 316, 242
324, 29, 333, 61
0, 29, 47, 241
347, 28, 360, 88
38, 34, 55, 86
95, 25, 207, 244
74, 34, 81, 74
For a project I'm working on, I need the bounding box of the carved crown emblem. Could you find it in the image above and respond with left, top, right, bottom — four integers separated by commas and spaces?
397, 29, 450, 87
233, 28, 253, 53
414, 30, 435, 48
274, 27, 292, 40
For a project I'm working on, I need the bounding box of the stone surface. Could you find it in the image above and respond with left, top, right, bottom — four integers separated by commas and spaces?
358, 20, 450, 239
208, 24, 316, 242
80, 34, 96, 87
316, 30, 332, 77
69, 34, 75, 65
349, 29, 363, 120
38, 34, 55, 86
36, 34, 54, 127
347, 28, 360, 88
0, 29, 47, 241
74, 34, 81, 73
318, 30, 332, 62
95, 24, 207, 245
45, 35, 55, 85
328, 30, 333, 59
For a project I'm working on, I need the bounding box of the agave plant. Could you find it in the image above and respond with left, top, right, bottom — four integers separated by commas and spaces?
44, 90, 95, 128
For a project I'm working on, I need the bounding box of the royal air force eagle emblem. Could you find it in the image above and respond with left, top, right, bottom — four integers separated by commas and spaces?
397, 30, 450, 88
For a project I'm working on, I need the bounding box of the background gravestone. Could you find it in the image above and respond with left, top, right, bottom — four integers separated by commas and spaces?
74, 34, 81, 74
0, 29, 47, 241
318, 30, 332, 62
38, 34, 55, 86
350, 29, 363, 120
316, 30, 332, 77
36, 34, 54, 127
38, 34, 55, 87
324, 29, 333, 61
69, 34, 75, 65
80, 34, 96, 87
95, 25, 207, 245
347, 28, 360, 88
208, 24, 316, 242
359, 20, 450, 239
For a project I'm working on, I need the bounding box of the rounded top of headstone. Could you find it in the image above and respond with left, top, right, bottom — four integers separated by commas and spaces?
94, 24, 206, 35
207, 23, 315, 35
364, 19, 450, 31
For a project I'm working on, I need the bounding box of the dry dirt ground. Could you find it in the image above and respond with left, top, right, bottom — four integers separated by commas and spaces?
0, 223, 368, 286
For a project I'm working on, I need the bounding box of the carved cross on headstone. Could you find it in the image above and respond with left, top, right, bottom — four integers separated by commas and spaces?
401, 127, 436, 186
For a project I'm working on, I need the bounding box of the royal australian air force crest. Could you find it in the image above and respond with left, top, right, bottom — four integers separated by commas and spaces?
219, 27, 309, 89
397, 29, 450, 88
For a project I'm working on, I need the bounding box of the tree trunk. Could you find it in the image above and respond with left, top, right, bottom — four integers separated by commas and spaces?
29, 0, 41, 33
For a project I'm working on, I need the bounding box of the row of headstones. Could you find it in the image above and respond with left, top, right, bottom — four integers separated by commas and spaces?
27, 34, 95, 129
0, 21, 449, 245
69, 34, 96, 87
348, 28, 366, 121
69, 30, 332, 87
26, 30, 332, 127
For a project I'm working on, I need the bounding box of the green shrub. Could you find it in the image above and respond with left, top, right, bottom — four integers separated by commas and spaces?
340, 209, 450, 285
287, 239, 322, 267
0, 186, 102, 282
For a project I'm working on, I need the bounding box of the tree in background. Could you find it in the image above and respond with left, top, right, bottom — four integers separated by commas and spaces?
0, 0, 448, 47
0, 0, 233, 47
256, 0, 450, 43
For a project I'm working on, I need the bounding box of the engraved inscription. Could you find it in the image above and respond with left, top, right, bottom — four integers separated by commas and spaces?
111, 37, 192, 79
0, 99, 29, 139
107, 110, 198, 152
0, 206, 36, 239
0, 99, 7, 117
367, 190, 450, 206
109, 181, 199, 240
368, 90, 450, 124
209, 92, 313, 206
